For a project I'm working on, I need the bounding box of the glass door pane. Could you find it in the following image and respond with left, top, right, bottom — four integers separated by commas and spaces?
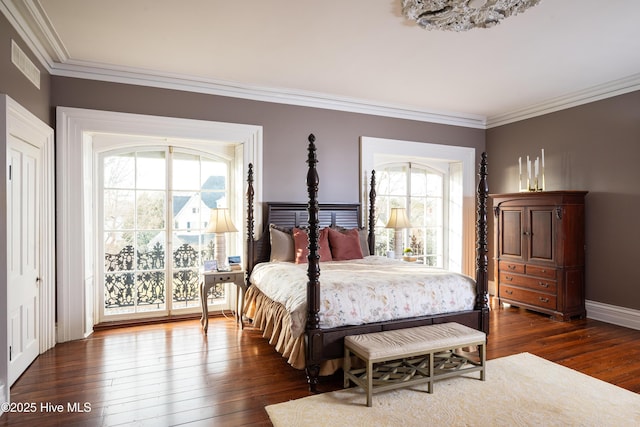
171, 152, 230, 310
103, 151, 167, 316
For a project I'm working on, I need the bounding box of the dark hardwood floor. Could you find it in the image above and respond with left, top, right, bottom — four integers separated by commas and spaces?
2, 298, 640, 426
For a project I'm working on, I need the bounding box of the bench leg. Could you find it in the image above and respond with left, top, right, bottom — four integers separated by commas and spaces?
428, 352, 434, 393
366, 360, 373, 407
343, 347, 351, 388
479, 343, 486, 381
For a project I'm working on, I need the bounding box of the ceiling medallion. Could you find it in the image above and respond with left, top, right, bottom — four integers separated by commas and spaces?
401, 0, 542, 32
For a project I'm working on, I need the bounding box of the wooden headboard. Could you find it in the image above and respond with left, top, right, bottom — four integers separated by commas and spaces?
251, 202, 362, 266
266, 203, 361, 229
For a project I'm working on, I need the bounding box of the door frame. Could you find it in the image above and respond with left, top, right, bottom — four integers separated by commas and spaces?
56, 107, 263, 342
1, 94, 55, 409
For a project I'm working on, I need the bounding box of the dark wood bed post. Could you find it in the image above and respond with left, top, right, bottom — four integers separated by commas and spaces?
475, 152, 490, 334
246, 163, 255, 287
368, 170, 376, 255
305, 134, 322, 391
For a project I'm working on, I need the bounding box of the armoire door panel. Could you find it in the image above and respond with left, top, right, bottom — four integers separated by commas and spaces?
529, 209, 554, 261
500, 210, 522, 258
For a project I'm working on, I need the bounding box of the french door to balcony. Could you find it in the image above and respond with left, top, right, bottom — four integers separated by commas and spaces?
99, 147, 234, 322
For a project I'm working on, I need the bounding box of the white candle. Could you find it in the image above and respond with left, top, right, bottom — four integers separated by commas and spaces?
541, 149, 545, 168
535, 157, 539, 178
519, 156, 522, 175
527, 156, 531, 180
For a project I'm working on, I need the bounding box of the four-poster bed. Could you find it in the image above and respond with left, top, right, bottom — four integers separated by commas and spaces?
243, 134, 489, 390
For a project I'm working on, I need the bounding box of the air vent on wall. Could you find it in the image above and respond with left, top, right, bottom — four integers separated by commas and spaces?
11, 39, 40, 89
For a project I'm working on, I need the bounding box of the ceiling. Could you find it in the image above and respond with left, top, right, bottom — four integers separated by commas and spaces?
3, 0, 640, 128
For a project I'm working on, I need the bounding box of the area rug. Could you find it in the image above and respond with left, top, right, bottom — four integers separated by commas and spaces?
266, 352, 640, 427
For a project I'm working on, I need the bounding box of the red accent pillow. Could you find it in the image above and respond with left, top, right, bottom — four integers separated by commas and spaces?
328, 227, 364, 261
293, 227, 333, 264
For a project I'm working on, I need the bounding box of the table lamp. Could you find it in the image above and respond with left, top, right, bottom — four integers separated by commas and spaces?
205, 208, 238, 270
385, 207, 411, 259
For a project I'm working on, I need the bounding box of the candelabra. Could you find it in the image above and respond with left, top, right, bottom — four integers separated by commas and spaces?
519, 149, 545, 192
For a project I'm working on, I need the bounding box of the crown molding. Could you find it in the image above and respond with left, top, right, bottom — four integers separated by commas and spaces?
4, 0, 639, 131
51, 55, 640, 131
486, 73, 640, 128
1, 0, 67, 67
1, 0, 486, 129
1, 1, 487, 129
50, 59, 488, 129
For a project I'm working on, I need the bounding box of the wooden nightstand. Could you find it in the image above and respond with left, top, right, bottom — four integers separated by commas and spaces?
200, 270, 246, 333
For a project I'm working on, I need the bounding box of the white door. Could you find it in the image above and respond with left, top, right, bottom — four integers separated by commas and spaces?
7, 136, 40, 385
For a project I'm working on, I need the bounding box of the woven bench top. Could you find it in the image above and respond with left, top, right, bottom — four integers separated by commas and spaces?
344, 322, 486, 361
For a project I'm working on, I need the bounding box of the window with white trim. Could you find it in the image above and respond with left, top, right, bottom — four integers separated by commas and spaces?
361, 136, 474, 275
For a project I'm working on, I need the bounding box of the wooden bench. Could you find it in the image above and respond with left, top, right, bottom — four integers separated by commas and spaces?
343, 322, 486, 407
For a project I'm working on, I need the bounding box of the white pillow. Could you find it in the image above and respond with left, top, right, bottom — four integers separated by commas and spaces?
269, 224, 294, 262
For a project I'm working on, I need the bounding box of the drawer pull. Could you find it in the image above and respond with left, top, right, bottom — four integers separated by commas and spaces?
504, 276, 513, 281
538, 282, 549, 288
541, 269, 546, 273
504, 289, 513, 295
539, 297, 550, 303
508, 265, 516, 271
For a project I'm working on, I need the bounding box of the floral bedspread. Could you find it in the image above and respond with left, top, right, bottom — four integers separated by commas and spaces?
249, 256, 476, 338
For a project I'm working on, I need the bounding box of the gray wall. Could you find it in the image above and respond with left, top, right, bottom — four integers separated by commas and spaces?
50, 76, 485, 203
486, 90, 640, 310
0, 13, 51, 124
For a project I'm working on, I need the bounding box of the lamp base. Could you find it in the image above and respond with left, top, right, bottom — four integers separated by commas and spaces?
214, 233, 228, 270
394, 230, 403, 259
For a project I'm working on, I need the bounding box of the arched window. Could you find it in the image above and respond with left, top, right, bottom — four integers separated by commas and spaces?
361, 136, 474, 275
375, 163, 446, 267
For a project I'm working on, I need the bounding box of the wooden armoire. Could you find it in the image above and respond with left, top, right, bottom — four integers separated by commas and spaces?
492, 191, 587, 320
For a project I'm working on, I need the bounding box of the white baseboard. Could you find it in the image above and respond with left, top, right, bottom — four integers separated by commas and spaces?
489, 285, 640, 331
586, 300, 640, 331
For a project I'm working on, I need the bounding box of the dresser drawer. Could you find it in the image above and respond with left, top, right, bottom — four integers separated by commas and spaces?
499, 261, 525, 274
525, 265, 557, 279
499, 272, 557, 294
500, 285, 557, 310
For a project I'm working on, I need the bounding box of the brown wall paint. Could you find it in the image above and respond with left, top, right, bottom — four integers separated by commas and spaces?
486, 90, 640, 310
50, 76, 485, 203
0, 13, 51, 124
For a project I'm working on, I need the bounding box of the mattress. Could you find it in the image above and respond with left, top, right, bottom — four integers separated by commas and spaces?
249, 255, 477, 338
